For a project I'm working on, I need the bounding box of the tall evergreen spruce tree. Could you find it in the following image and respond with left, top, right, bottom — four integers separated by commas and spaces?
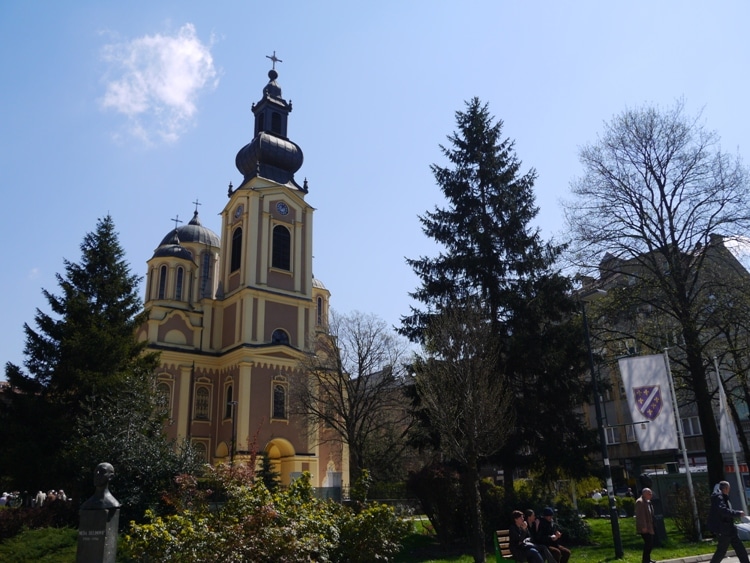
401, 99, 595, 496
1, 216, 188, 505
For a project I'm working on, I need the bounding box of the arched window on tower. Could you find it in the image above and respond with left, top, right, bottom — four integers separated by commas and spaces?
200, 252, 212, 298
273, 384, 287, 419
272, 225, 290, 270
175, 266, 184, 301
231, 227, 242, 272
225, 385, 234, 419
158, 265, 167, 299
272, 329, 289, 345
316, 296, 323, 326
271, 112, 282, 134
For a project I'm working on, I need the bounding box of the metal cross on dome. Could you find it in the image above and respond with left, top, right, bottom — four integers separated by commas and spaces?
266, 51, 282, 70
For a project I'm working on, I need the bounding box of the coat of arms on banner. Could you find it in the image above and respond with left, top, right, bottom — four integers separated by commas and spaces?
633, 386, 664, 421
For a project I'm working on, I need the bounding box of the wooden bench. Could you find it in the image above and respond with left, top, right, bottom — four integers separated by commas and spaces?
494, 529, 515, 563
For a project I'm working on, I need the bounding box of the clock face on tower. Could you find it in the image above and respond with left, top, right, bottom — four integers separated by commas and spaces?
276, 201, 289, 215
234, 205, 243, 219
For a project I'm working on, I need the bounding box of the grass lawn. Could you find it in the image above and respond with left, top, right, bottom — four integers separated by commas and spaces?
0, 517, 724, 562
396, 516, 721, 563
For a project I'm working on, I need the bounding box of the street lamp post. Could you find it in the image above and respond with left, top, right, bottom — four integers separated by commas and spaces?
229, 400, 238, 466
581, 297, 624, 559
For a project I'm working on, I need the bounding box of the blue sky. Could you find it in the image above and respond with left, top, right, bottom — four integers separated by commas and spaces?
2, 1, 749, 374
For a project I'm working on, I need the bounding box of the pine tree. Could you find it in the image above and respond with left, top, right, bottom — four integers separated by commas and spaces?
0, 215, 168, 498
401, 99, 595, 495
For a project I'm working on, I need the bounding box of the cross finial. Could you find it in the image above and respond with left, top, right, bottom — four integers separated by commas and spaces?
171, 214, 183, 230
192, 199, 202, 214
266, 51, 282, 70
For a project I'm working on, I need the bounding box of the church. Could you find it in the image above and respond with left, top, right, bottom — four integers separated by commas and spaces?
136, 58, 348, 491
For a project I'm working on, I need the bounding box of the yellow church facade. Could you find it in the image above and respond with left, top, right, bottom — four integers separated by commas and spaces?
136, 62, 348, 491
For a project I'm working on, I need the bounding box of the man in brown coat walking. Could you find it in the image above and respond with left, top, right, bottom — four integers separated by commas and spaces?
635, 488, 655, 563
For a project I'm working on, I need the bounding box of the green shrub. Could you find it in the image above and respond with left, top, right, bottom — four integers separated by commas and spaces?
406, 463, 464, 545
122, 465, 409, 562
619, 495, 635, 517
0, 527, 77, 562
0, 500, 78, 542
669, 482, 710, 541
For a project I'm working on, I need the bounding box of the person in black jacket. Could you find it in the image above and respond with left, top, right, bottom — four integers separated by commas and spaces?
509, 510, 544, 563
708, 481, 750, 563
536, 507, 571, 563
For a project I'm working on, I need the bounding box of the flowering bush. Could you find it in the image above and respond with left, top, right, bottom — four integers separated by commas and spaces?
122, 465, 409, 562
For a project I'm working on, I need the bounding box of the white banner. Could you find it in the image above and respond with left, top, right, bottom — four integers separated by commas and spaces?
617, 354, 678, 451
718, 379, 741, 454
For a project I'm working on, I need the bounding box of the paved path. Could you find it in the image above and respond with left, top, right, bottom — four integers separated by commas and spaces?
660, 552, 739, 563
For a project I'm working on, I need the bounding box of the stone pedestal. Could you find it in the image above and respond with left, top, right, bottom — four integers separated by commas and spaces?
76, 507, 119, 563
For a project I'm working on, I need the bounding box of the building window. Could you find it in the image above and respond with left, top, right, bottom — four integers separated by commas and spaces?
195, 386, 209, 420
272, 225, 290, 270
604, 426, 619, 445
225, 385, 234, 419
175, 267, 184, 301
192, 441, 208, 463
681, 416, 702, 436
156, 382, 171, 415
626, 424, 637, 442
158, 265, 167, 299
316, 296, 323, 326
231, 228, 242, 272
273, 384, 286, 419
200, 252, 212, 298
272, 329, 289, 345
271, 112, 281, 134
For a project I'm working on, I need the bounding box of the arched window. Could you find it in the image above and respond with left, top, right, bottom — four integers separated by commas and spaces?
175, 267, 184, 301
271, 112, 282, 134
273, 384, 286, 419
225, 385, 234, 419
195, 386, 209, 420
272, 329, 289, 345
156, 382, 171, 414
272, 225, 290, 270
158, 265, 167, 299
316, 296, 323, 326
231, 228, 242, 272
192, 441, 208, 463
200, 252, 212, 298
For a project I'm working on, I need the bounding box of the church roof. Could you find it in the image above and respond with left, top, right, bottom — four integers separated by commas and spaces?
152, 231, 195, 261
158, 211, 220, 248
234, 67, 305, 191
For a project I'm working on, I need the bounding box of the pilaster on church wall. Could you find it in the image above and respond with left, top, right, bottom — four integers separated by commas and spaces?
247, 193, 261, 286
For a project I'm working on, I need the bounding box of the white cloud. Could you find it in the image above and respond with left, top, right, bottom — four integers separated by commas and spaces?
100, 24, 218, 145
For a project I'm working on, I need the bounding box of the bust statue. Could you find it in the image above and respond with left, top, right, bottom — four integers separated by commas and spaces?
81, 462, 120, 510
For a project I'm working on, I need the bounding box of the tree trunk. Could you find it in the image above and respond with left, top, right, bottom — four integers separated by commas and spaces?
686, 347, 724, 485
462, 462, 485, 563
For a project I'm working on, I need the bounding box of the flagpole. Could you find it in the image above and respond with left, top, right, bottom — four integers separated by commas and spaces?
663, 349, 702, 540
713, 356, 748, 514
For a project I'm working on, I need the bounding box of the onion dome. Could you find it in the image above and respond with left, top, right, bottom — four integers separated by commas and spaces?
312, 277, 326, 290
235, 132, 303, 185
152, 231, 194, 261
235, 67, 305, 190
158, 211, 220, 248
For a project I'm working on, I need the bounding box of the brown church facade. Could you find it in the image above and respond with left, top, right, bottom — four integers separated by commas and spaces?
136, 62, 348, 490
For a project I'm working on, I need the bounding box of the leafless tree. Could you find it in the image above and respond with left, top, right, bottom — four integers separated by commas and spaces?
564, 99, 750, 486
290, 310, 414, 483
412, 301, 514, 563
